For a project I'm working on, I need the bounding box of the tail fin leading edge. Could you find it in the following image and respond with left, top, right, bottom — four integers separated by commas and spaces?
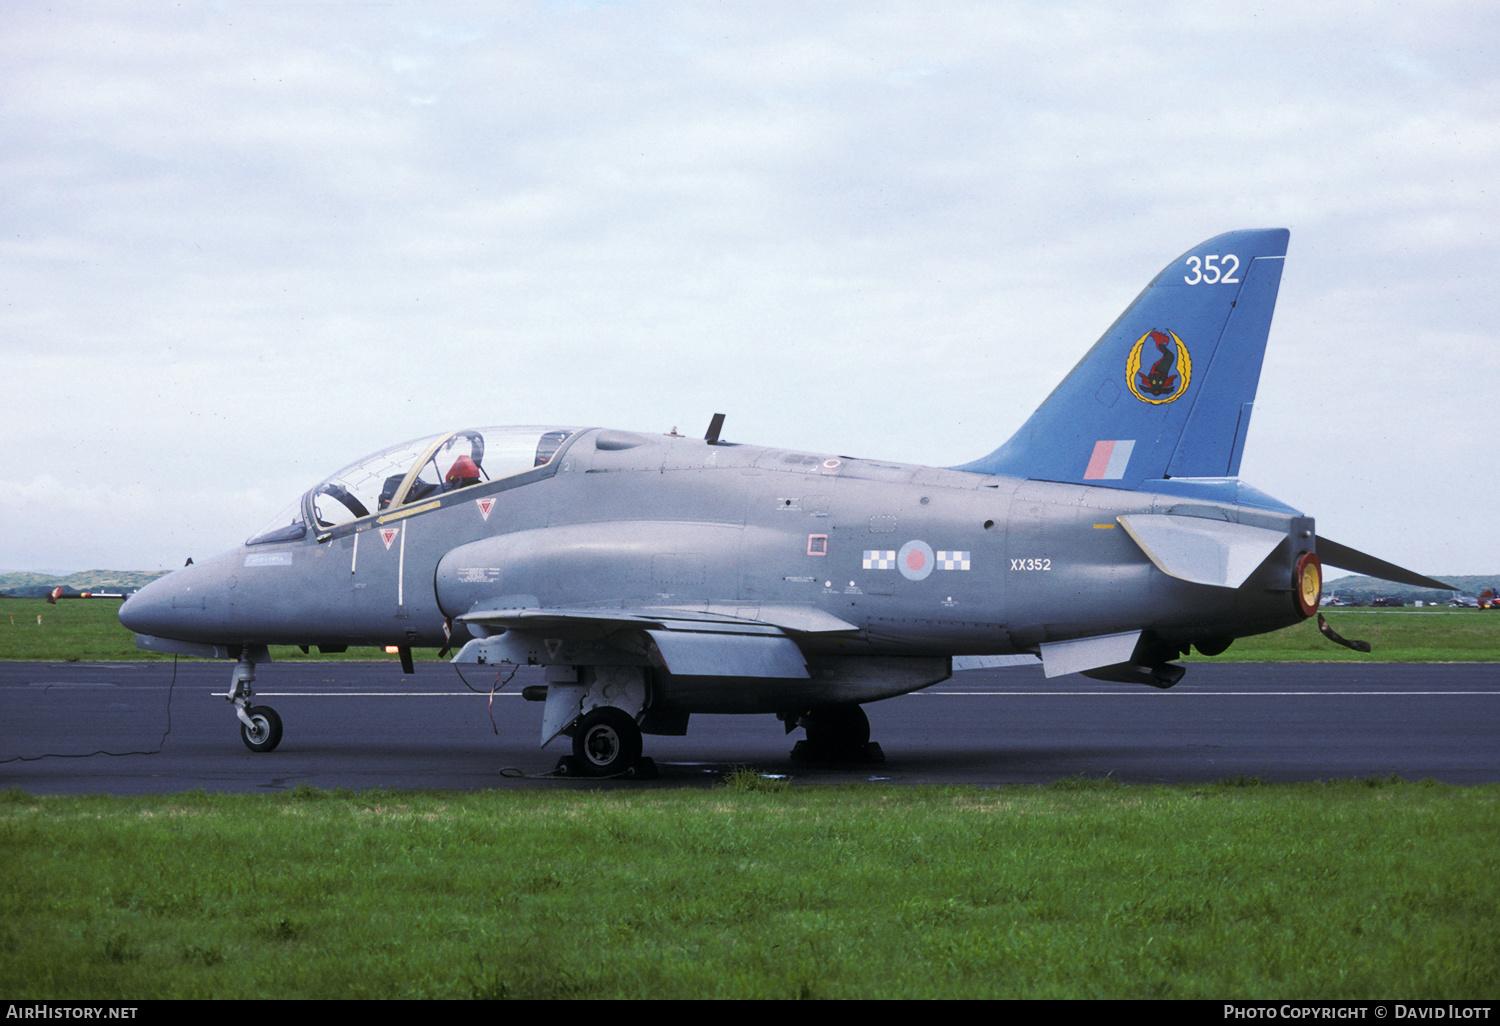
958, 229, 1289, 488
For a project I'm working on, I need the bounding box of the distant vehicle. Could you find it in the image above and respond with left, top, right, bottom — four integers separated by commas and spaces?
1481, 589, 1498, 610
1371, 596, 1405, 607
1450, 596, 1479, 608
45, 586, 129, 604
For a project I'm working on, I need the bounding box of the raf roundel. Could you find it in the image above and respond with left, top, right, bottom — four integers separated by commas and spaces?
897, 540, 935, 581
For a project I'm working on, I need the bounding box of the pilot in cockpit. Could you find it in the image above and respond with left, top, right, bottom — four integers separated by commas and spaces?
444, 454, 482, 491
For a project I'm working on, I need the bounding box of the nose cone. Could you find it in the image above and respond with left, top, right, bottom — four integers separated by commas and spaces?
119, 558, 227, 643
119, 572, 189, 639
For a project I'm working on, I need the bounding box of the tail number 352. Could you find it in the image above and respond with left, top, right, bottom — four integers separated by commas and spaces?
1183, 254, 1240, 285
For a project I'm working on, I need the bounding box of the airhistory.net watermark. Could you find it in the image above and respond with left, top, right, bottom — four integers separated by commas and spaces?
5, 1007, 137, 1019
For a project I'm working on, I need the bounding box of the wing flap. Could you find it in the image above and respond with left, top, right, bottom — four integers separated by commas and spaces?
646, 630, 809, 678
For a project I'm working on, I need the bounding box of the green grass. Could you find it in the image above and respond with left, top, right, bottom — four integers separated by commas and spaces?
1, 779, 1495, 999
0, 597, 441, 664
6, 596, 1500, 663
1184, 608, 1500, 662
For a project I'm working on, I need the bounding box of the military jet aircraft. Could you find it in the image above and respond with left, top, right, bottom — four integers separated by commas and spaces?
119, 228, 1450, 776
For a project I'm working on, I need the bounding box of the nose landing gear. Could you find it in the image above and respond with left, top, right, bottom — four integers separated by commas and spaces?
226, 650, 282, 753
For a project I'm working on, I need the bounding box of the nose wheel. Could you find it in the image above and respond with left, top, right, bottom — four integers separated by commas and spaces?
226, 651, 283, 753
240, 705, 283, 752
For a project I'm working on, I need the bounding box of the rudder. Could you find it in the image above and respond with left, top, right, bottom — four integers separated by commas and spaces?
958, 229, 1289, 488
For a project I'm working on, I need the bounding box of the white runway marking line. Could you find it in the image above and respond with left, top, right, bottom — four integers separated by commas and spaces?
213, 691, 527, 697
228, 690, 1500, 698
917, 690, 1500, 696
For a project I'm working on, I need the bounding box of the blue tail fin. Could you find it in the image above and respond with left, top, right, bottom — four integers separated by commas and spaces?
958, 229, 1289, 488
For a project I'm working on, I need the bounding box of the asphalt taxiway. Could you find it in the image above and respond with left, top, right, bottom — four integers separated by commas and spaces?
2, 660, 1496, 793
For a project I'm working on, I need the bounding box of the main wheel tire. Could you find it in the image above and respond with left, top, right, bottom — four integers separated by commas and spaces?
571, 707, 642, 776
240, 705, 283, 753
803, 704, 870, 750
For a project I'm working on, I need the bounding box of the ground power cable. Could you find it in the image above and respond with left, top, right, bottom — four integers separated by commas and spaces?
451, 660, 568, 778
1, 655, 178, 762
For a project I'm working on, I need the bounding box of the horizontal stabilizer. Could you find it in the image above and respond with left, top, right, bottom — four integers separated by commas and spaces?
1039, 631, 1142, 678
1117, 514, 1285, 589
1318, 538, 1454, 591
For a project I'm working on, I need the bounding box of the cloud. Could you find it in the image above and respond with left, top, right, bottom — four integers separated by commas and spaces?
3, 1, 1497, 574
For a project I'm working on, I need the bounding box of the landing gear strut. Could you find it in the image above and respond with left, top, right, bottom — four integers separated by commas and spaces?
789, 704, 884, 763
226, 652, 282, 753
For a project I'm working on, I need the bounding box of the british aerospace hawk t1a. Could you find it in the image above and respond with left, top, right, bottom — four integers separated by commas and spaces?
119, 229, 1449, 776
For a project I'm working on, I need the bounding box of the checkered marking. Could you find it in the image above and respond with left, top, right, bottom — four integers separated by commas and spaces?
865, 548, 971, 572
936, 550, 971, 571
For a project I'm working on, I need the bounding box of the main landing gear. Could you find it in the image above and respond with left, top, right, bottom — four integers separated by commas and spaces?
788, 704, 884, 764
554, 707, 656, 778
227, 653, 283, 753
569, 707, 644, 776
543, 666, 658, 778
554, 706, 656, 779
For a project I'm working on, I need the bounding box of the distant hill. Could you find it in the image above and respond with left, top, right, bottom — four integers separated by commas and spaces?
0, 570, 172, 598
1323, 574, 1498, 604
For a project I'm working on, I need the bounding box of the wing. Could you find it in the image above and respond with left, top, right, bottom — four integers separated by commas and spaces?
451, 603, 860, 679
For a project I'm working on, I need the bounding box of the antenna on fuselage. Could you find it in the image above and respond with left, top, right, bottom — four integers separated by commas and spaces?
705, 413, 726, 445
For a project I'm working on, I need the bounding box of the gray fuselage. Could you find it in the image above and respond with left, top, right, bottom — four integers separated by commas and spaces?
121, 427, 1308, 677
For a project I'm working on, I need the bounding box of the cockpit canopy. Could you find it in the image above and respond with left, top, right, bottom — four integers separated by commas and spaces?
247, 426, 577, 544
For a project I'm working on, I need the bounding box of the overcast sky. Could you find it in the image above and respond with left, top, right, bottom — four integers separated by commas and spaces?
2, 1, 1495, 579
